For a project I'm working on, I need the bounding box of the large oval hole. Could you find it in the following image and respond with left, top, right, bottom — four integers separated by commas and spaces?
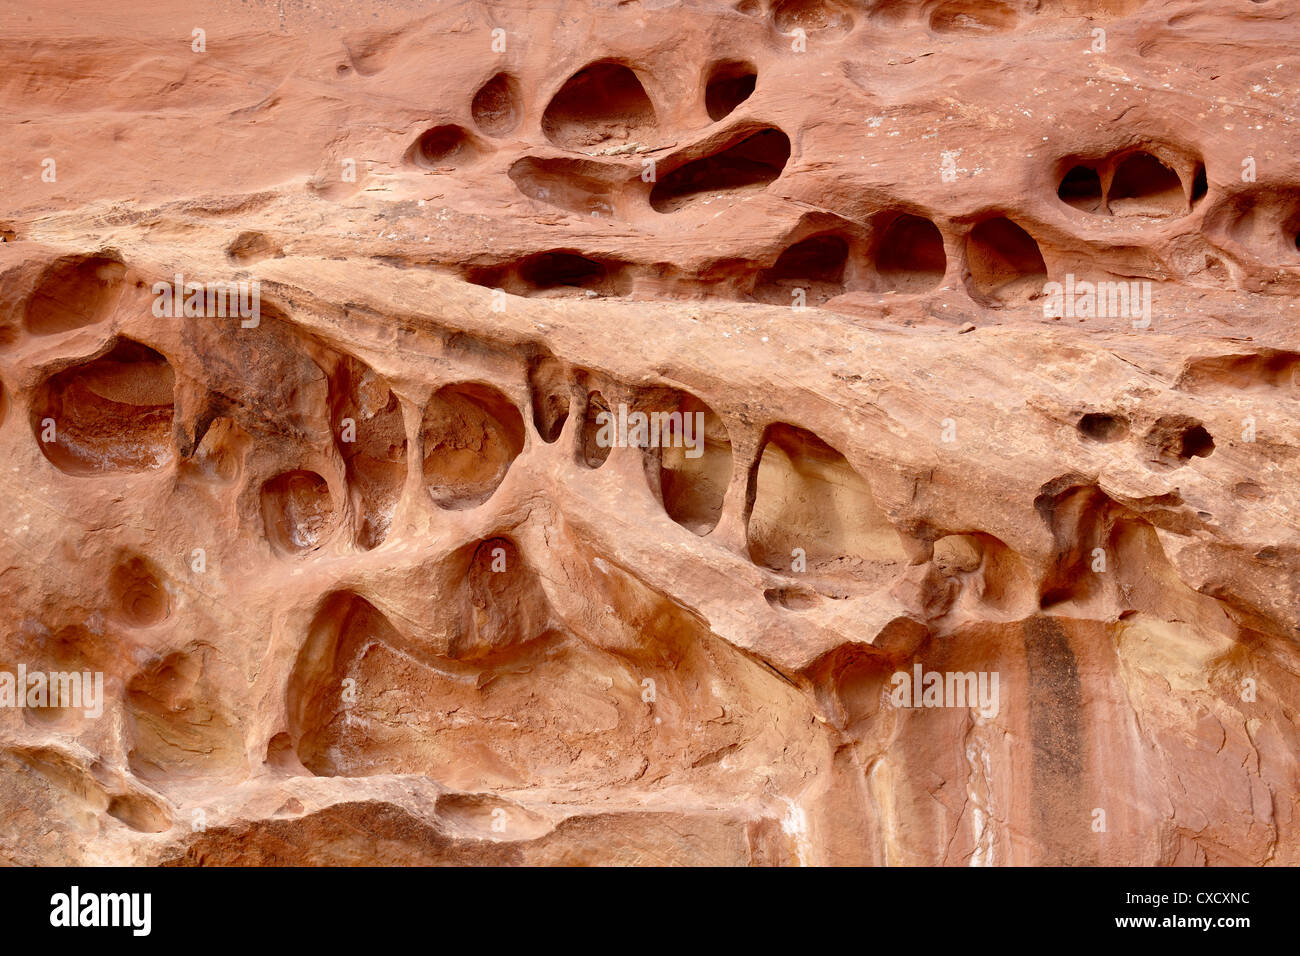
542, 62, 657, 150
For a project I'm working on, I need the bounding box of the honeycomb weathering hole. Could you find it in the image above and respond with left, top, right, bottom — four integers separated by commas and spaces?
705, 61, 757, 122
1077, 412, 1129, 442
126, 645, 246, 782
174, 302, 332, 454
579, 391, 612, 468
541, 61, 657, 150
653, 393, 732, 535
966, 216, 1048, 305
1144, 415, 1215, 468
106, 793, 171, 833
32, 339, 176, 476
287, 573, 561, 782
747, 422, 907, 582
1033, 484, 1189, 615
109, 555, 170, 627
927, 532, 1030, 616
261, 470, 336, 554
1177, 350, 1300, 393
331, 357, 407, 550
518, 251, 628, 295
929, 0, 1019, 34
931, 533, 983, 575
409, 124, 478, 168
874, 213, 947, 292
13, 624, 114, 729
649, 128, 791, 214
452, 537, 554, 660
471, 72, 522, 136
288, 592, 376, 776
225, 231, 282, 264
467, 251, 630, 297
183, 416, 252, 486
1108, 152, 1186, 217
507, 156, 621, 218
286, 575, 815, 792
434, 793, 551, 840
772, 0, 853, 35
24, 255, 127, 336
764, 586, 821, 610
753, 233, 850, 306
421, 382, 525, 509
527, 354, 570, 444
1058, 165, 1104, 213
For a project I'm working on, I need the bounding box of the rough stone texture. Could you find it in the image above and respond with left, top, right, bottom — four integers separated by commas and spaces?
0, 0, 1298, 866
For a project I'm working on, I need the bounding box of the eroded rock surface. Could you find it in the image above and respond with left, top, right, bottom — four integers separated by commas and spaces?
0, 0, 1298, 866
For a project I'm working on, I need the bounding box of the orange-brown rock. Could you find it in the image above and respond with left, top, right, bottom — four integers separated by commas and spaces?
0, 0, 1298, 866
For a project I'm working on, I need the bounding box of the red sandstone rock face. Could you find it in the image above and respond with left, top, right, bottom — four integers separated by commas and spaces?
0, 0, 1298, 866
